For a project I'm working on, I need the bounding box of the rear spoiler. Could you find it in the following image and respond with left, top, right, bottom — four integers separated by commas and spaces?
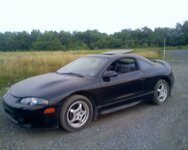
152, 59, 171, 69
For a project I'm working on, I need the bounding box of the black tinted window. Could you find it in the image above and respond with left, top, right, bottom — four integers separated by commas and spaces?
107, 58, 138, 74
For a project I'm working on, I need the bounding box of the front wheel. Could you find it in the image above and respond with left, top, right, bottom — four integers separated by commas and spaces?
152, 79, 169, 105
59, 95, 93, 132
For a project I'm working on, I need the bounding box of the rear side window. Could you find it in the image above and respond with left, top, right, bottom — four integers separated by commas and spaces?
107, 58, 138, 74
137, 59, 153, 70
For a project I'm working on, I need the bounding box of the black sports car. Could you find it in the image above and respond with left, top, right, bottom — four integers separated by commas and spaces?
3, 50, 174, 132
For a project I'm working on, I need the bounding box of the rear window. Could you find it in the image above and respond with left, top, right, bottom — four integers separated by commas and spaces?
137, 59, 153, 70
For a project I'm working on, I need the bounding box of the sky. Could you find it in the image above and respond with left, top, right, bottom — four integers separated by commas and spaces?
0, 0, 188, 34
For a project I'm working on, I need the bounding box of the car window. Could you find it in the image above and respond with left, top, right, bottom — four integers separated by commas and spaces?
137, 58, 153, 70
57, 57, 109, 77
107, 58, 138, 74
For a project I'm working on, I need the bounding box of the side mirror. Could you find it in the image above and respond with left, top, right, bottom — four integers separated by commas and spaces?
102, 71, 118, 78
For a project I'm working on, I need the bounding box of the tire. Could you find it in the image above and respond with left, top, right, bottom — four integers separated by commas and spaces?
59, 95, 93, 132
152, 79, 170, 105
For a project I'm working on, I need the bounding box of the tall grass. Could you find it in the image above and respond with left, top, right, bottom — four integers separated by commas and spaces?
0, 50, 160, 90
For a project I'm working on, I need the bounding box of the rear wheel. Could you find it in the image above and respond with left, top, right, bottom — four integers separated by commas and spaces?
59, 95, 93, 132
152, 79, 169, 105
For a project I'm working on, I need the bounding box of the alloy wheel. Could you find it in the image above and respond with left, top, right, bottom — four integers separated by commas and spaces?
157, 82, 168, 102
67, 101, 89, 128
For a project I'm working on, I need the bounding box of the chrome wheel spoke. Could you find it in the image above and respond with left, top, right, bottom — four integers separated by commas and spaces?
78, 103, 83, 111
81, 110, 87, 116
157, 88, 161, 92
70, 116, 77, 123
70, 108, 76, 114
159, 93, 163, 98
78, 115, 84, 123
157, 83, 168, 102
161, 85, 164, 90
67, 101, 89, 128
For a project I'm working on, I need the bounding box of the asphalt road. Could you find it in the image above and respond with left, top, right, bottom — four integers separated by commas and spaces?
0, 50, 188, 150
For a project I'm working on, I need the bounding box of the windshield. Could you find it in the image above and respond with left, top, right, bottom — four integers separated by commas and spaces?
57, 56, 109, 77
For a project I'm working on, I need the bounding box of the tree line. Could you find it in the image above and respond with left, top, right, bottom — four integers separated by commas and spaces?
0, 21, 188, 51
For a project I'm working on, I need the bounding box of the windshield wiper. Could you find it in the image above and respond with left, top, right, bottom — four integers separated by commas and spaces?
58, 72, 84, 78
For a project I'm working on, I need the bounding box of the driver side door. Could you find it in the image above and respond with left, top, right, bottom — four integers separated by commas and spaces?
100, 57, 145, 106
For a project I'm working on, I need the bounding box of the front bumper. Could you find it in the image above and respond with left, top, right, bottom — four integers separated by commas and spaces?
3, 92, 59, 128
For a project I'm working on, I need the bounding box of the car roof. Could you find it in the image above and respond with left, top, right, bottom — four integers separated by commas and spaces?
86, 50, 145, 60
102, 49, 134, 55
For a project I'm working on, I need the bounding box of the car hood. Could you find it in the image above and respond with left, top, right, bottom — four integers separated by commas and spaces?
9, 72, 90, 101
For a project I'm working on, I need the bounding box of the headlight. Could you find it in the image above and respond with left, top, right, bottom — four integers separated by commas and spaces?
20, 97, 49, 106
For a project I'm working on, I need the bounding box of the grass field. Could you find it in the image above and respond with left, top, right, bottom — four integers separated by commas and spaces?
0, 49, 160, 92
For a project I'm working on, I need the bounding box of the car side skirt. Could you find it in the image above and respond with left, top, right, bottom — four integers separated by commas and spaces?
97, 91, 153, 115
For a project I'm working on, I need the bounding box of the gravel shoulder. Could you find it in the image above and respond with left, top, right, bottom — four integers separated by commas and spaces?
0, 50, 188, 150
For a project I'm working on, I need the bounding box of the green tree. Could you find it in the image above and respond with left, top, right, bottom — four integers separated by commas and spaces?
32, 31, 63, 50
182, 21, 188, 44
